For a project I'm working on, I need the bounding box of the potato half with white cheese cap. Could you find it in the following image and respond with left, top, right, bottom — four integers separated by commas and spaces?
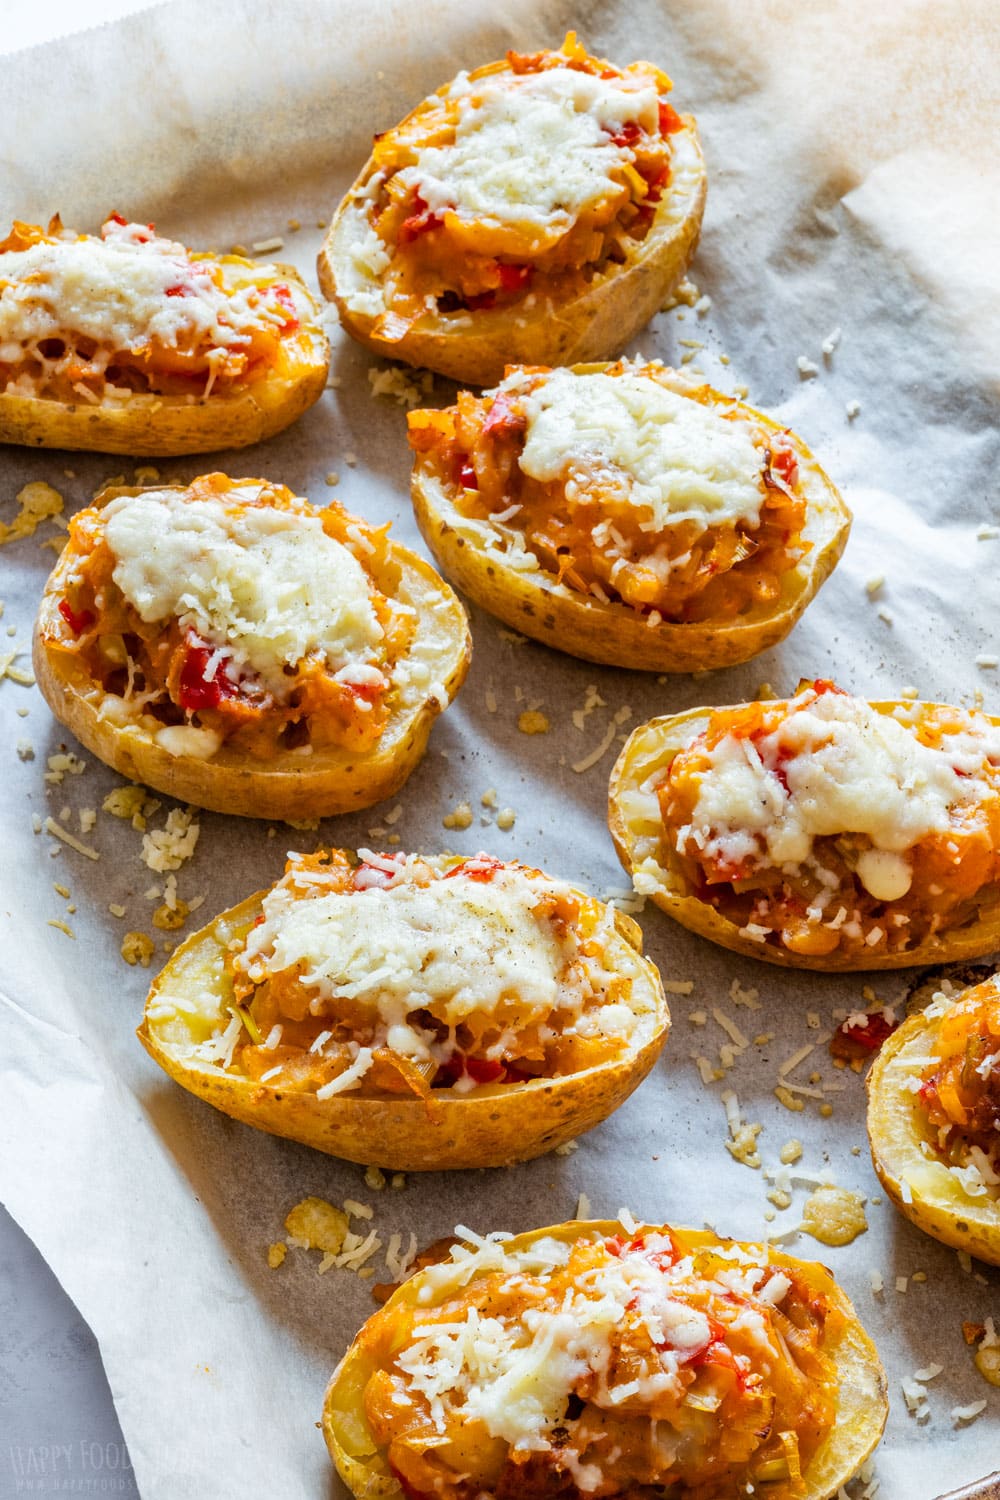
0, 215, 328, 454
867, 973, 1000, 1264
323, 1219, 887, 1499
138, 849, 669, 1170
33, 475, 470, 819
408, 361, 850, 671
610, 682, 1000, 969
319, 34, 706, 385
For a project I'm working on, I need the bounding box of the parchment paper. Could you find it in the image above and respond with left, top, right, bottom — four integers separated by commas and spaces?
1, 2, 999, 1495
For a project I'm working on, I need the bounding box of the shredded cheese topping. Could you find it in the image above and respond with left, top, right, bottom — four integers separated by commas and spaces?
402, 68, 659, 231
367, 1225, 831, 1490
0, 219, 289, 369
503, 366, 765, 534
103, 488, 383, 694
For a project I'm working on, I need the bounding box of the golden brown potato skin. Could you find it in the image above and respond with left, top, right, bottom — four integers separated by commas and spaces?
138, 879, 669, 1172
322, 1221, 888, 1500
867, 983, 1000, 1265
0, 264, 329, 455
609, 701, 1000, 970
410, 378, 850, 671
33, 483, 471, 820
318, 119, 706, 386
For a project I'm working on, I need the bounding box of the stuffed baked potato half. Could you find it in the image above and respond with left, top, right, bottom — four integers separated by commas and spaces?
867, 975, 1000, 1264
319, 34, 706, 386
33, 474, 469, 819
408, 361, 850, 671
0, 216, 328, 454
610, 682, 1000, 969
322, 1219, 887, 1500
138, 849, 669, 1170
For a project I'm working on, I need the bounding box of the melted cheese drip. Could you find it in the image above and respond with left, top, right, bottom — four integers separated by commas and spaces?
507, 367, 765, 534
103, 488, 382, 692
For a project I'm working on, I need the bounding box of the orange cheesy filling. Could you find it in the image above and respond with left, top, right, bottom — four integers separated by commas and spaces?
658, 683, 1000, 959
361, 34, 682, 329
0, 215, 315, 403
218, 850, 635, 1103
408, 362, 808, 624
357, 1228, 842, 1499
45, 475, 415, 761
918, 981, 1000, 1177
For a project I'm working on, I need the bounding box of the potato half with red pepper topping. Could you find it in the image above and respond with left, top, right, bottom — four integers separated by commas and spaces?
138, 850, 668, 1170
868, 975, 1000, 1263
0, 216, 328, 454
319, 35, 706, 385
323, 1220, 886, 1499
408, 361, 849, 671
33, 475, 470, 819
610, 683, 1000, 969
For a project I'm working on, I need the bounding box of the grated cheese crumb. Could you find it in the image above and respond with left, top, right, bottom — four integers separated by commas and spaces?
846, 400, 861, 419
496, 808, 516, 831
367, 363, 434, 408
554, 1140, 578, 1157
796, 355, 819, 379
951, 1400, 987, 1424
43, 817, 99, 861
121, 931, 155, 967
442, 801, 473, 830
284, 1197, 349, 1255
46, 918, 75, 939
267, 1242, 287, 1269
141, 808, 200, 871
364, 1166, 387, 1191
1, 481, 64, 546
774, 1085, 805, 1113
779, 1139, 803, 1165
517, 709, 550, 735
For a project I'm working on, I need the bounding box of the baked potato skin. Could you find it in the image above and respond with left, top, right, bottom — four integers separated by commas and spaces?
867, 994, 1000, 1265
0, 265, 329, 455
138, 891, 669, 1172
32, 484, 471, 820
411, 386, 850, 672
322, 1220, 888, 1500
609, 702, 1000, 970
318, 120, 706, 387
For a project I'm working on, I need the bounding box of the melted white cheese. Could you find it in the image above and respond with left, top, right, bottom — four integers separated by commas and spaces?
682, 692, 1000, 894
103, 488, 383, 692
402, 67, 659, 231
238, 863, 571, 1028
0, 220, 286, 359
506, 368, 765, 534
